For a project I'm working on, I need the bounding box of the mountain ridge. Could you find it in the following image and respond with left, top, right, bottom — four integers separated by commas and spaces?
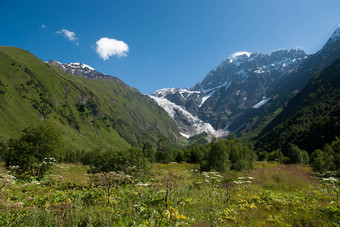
150, 27, 340, 138
0, 46, 179, 151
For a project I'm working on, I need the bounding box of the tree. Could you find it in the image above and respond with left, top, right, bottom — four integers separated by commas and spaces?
287, 144, 309, 165
268, 148, 284, 163
88, 148, 150, 175
201, 138, 231, 173
4, 121, 63, 179
142, 141, 155, 163
0, 136, 7, 161
156, 137, 173, 163
310, 149, 327, 173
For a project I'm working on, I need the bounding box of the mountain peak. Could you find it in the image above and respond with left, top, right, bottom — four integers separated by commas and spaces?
67, 62, 95, 71
230, 51, 252, 59
331, 26, 340, 41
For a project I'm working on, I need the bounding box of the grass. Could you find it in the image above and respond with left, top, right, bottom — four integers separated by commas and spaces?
0, 161, 339, 226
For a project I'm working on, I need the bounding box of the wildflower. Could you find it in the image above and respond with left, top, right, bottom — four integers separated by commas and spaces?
136, 183, 151, 187
327, 177, 337, 182
248, 177, 254, 180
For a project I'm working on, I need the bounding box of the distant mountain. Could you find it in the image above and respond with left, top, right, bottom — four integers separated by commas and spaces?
46, 60, 129, 87
255, 58, 340, 154
0, 47, 179, 151
150, 27, 340, 138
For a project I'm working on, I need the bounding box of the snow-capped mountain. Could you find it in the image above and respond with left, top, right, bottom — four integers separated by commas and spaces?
46, 60, 130, 88
150, 27, 340, 138
150, 49, 306, 137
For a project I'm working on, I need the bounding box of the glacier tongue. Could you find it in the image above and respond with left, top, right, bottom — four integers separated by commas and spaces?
149, 95, 228, 139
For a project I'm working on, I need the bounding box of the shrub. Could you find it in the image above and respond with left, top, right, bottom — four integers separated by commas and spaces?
310, 149, 327, 173
4, 121, 63, 179
143, 141, 155, 163
268, 149, 284, 163
87, 148, 151, 175
287, 144, 309, 165
155, 137, 173, 163
201, 138, 231, 172
0, 136, 7, 161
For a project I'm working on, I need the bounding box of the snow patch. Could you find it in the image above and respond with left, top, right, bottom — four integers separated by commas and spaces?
180, 132, 190, 138
152, 88, 200, 99
230, 51, 251, 58
253, 97, 271, 109
68, 63, 95, 70
331, 27, 340, 41
202, 81, 231, 93
199, 92, 214, 108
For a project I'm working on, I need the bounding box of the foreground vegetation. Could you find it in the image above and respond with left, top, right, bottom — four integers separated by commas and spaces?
0, 162, 339, 226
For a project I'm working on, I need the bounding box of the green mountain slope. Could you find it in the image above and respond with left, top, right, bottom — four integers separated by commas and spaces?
255, 58, 340, 153
0, 46, 179, 150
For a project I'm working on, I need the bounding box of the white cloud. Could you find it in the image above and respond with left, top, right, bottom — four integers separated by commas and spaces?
56, 29, 79, 45
96, 37, 129, 60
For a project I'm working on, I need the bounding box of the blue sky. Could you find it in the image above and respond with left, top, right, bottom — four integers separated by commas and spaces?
1, 0, 340, 94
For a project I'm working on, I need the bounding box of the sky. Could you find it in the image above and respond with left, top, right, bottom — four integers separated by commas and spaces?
1, 0, 340, 94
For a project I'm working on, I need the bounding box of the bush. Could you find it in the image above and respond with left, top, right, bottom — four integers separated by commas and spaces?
268, 149, 284, 163
143, 141, 155, 163
87, 148, 151, 175
4, 121, 63, 179
0, 136, 7, 161
310, 149, 327, 173
287, 144, 309, 165
155, 137, 173, 163
201, 138, 231, 172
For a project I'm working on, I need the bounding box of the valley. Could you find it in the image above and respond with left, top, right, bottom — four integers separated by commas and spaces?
1, 2, 340, 225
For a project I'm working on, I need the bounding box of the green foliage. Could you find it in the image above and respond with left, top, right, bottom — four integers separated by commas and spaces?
287, 144, 309, 165
257, 150, 269, 161
183, 144, 206, 164
142, 141, 155, 163
0, 46, 179, 151
0, 136, 7, 161
3, 121, 63, 179
85, 148, 151, 175
268, 148, 284, 163
156, 137, 173, 163
201, 138, 231, 172
187, 132, 208, 146
200, 137, 256, 172
310, 149, 328, 173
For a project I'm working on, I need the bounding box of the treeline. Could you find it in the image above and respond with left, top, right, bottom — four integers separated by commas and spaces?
0, 121, 258, 180
256, 138, 340, 173
51, 135, 257, 174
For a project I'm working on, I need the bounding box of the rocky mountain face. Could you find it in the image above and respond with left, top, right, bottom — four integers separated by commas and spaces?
150, 27, 340, 138
47, 60, 130, 88
255, 58, 340, 154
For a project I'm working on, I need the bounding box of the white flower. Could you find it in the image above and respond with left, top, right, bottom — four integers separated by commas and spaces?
136, 183, 151, 187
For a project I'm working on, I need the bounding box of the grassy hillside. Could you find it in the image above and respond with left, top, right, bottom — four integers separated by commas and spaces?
255, 58, 340, 153
0, 46, 179, 151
